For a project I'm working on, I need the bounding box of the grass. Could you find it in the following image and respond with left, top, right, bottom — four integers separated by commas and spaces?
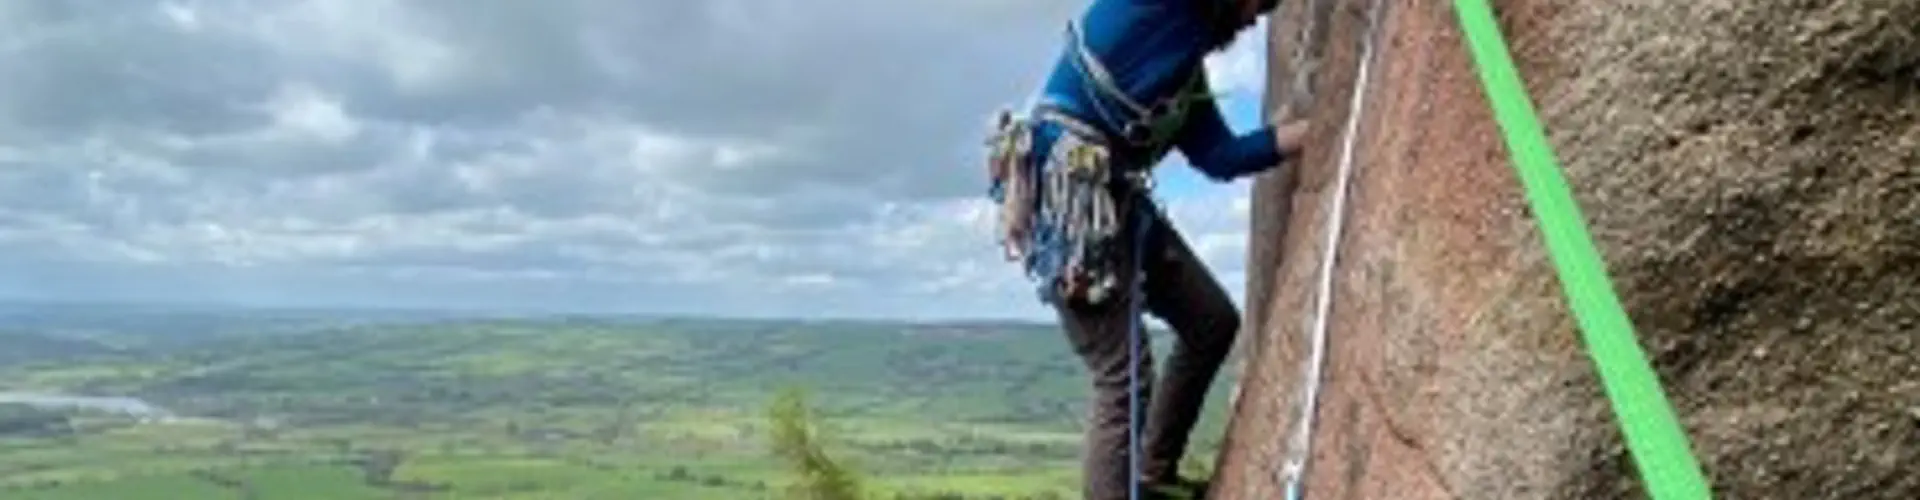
9, 472, 238, 500
242, 465, 389, 499
0, 310, 1237, 499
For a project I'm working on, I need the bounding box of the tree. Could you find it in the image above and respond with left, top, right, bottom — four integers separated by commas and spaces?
766, 387, 865, 500
359, 449, 407, 486
0, 403, 73, 437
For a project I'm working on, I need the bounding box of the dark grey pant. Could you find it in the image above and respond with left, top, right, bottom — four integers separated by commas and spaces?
1051, 199, 1241, 500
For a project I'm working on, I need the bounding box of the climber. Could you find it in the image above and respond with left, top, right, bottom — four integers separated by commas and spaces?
981, 0, 1308, 499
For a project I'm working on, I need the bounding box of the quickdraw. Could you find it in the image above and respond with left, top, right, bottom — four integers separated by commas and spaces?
987, 108, 1038, 262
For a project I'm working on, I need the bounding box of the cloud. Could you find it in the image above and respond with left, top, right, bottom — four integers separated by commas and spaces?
0, 0, 1264, 319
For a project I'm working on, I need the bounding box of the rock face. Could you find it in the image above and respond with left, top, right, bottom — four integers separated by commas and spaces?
1210, 1, 1918, 499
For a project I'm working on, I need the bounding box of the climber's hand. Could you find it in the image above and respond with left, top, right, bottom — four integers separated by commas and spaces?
1274, 119, 1311, 160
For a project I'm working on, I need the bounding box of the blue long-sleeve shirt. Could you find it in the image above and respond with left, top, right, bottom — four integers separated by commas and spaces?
1036, 0, 1281, 182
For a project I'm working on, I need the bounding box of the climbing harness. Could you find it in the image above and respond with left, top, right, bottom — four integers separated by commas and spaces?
985, 105, 1154, 307
989, 13, 1226, 306
1278, 0, 1387, 499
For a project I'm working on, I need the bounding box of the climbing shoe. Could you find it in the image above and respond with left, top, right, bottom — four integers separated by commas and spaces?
1143, 476, 1209, 499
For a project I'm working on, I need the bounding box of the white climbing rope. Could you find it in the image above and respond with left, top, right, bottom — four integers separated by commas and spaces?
1278, 1, 1387, 498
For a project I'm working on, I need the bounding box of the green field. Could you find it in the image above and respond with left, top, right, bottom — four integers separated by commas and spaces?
0, 307, 1234, 499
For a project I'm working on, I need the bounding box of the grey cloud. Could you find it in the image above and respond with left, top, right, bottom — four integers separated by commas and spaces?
0, 0, 1248, 319
0, 2, 275, 140
383, 0, 1078, 198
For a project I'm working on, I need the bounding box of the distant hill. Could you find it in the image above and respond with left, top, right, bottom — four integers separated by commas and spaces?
0, 300, 492, 350
0, 331, 119, 367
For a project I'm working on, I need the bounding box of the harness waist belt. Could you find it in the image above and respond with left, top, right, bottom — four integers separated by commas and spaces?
1033, 104, 1110, 147
1032, 102, 1158, 192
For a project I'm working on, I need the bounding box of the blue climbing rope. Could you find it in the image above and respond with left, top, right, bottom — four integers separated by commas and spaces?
1125, 191, 1154, 500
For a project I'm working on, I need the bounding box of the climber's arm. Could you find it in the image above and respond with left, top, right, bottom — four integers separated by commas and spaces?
1175, 92, 1287, 182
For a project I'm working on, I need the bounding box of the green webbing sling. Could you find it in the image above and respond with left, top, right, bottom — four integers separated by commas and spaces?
1452, 1, 1714, 498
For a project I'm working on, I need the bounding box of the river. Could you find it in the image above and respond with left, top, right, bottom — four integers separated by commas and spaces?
0, 391, 175, 420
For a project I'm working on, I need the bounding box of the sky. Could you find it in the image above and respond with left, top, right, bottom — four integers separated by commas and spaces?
0, 0, 1272, 321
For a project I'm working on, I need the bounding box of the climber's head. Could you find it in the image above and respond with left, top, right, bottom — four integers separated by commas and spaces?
1213, 0, 1279, 49
1245, 0, 1280, 21
1232, 0, 1280, 26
